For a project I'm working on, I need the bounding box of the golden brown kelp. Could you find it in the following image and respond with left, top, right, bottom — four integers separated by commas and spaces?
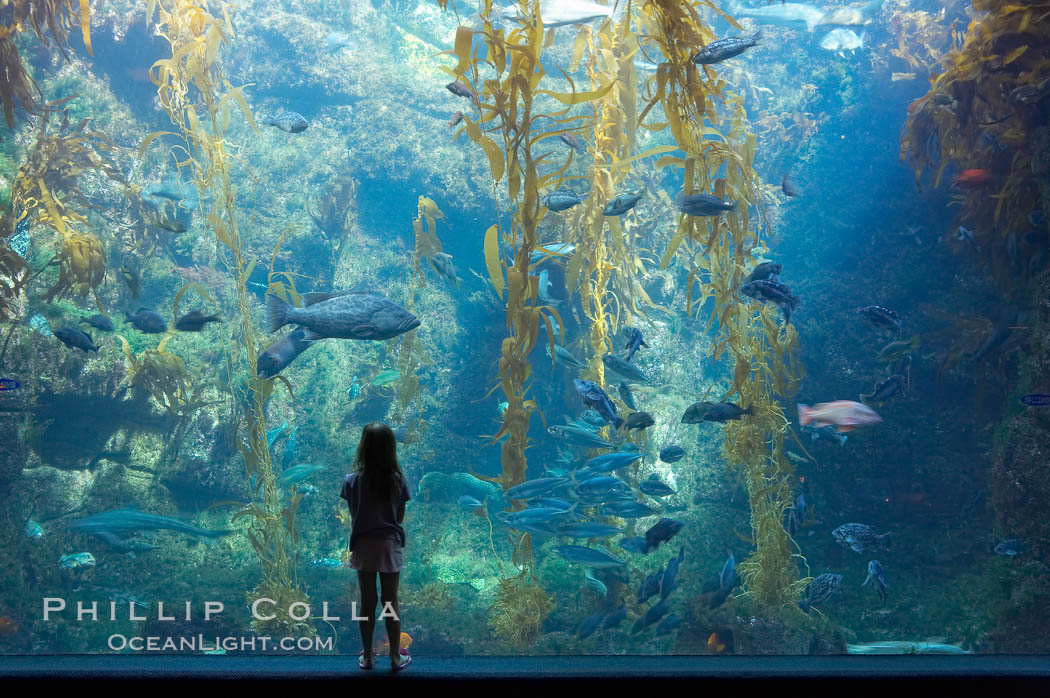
117, 333, 205, 415
145, 0, 310, 637
0, 0, 93, 129
901, 0, 1050, 296
307, 173, 358, 260
440, 0, 611, 642
638, 0, 805, 608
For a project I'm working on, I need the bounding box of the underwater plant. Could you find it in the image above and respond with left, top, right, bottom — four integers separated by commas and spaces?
3, 106, 123, 305
145, 0, 311, 637
901, 0, 1050, 298
117, 333, 205, 416
0, 0, 93, 129
637, 0, 806, 609
307, 172, 358, 260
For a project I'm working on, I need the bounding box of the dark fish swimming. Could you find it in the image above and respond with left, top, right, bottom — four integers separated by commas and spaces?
120, 265, 141, 299
573, 379, 622, 429
257, 328, 320, 378
261, 111, 309, 133
623, 326, 648, 362
643, 518, 683, 554
603, 191, 643, 217
125, 308, 168, 334
446, 80, 476, 99
860, 374, 906, 404
658, 445, 685, 463
543, 189, 587, 212
266, 291, 420, 340
618, 381, 637, 410
675, 192, 737, 216
660, 546, 685, 600
81, 314, 114, 332
548, 424, 615, 449
638, 474, 676, 497
682, 401, 753, 423
0, 378, 20, 391
54, 327, 99, 353
781, 173, 801, 197
602, 353, 650, 383
622, 411, 654, 431
746, 262, 782, 283
799, 573, 843, 613
174, 310, 221, 332
875, 335, 919, 363
1020, 394, 1050, 406
862, 560, 889, 602
559, 132, 587, 153
857, 305, 901, 331
691, 31, 761, 64
741, 279, 799, 322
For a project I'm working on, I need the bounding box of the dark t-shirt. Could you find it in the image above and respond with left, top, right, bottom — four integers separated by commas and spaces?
340, 471, 410, 550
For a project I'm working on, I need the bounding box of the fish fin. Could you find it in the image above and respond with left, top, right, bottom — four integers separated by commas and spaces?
301, 292, 341, 306
837, 425, 855, 433
301, 329, 324, 343
265, 294, 291, 333
796, 404, 812, 426
752, 30, 762, 45
352, 324, 377, 338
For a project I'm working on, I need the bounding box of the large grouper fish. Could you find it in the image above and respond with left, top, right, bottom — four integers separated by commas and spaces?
266, 291, 420, 340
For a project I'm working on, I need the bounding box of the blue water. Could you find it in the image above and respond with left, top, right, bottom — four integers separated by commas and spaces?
0, 0, 1046, 658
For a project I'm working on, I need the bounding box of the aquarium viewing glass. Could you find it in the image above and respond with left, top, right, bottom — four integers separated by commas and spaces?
1, 0, 1048, 666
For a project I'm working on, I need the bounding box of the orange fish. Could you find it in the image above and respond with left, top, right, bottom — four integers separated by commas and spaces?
707, 632, 726, 654
798, 401, 881, 433
376, 631, 413, 656
952, 169, 993, 189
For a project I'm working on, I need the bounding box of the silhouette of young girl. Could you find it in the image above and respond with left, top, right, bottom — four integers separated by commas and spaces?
340, 422, 412, 671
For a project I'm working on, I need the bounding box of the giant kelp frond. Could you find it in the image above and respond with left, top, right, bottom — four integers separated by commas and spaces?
0, 0, 93, 129
118, 333, 206, 415
639, 0, 803, 609
901, 0, 1050, 296
488, 573, 554, 648
4, 105, 123, 238
147, 0, 309, 637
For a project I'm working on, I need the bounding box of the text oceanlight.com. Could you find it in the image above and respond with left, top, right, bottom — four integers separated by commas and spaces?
107, 635, 336, 652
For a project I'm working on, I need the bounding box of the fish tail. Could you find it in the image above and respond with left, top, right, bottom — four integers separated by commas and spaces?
797, 404, 812, 426
752, 30, 763, 44
743, 405, 755, 416
265, 294, 292, 333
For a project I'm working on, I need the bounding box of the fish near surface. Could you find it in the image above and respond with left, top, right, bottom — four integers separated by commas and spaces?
658, 445, 685, 463
623, 411, 655, 431
797, 400, 881, 432
261, 111, 309, 133
691, 31, 761, 65
819, 28, 865, 56
559, 132, 587, 153
266, 291, 419, 340
746, 262, 782, 283
623, 327, 648, 362
496, 0, 625, 28
727, 0, 828, 31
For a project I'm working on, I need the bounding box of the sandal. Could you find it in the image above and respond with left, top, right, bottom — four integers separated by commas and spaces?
358, 649, 374, 671
392, 653, 412, 672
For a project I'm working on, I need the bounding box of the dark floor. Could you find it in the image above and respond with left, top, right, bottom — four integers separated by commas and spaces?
2, 654, 1049, 686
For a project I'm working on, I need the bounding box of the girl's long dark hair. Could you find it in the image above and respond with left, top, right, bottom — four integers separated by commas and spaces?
353, 422, 403, 502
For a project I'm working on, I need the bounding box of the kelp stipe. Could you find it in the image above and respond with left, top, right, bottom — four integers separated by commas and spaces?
638, 0, 806, 610
144, 0, 311, 637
